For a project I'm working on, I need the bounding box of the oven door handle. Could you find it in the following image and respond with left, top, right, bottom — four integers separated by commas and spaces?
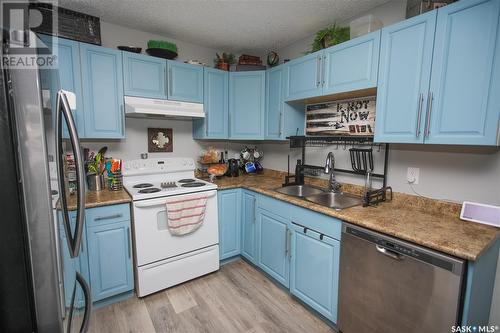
134, 191, 217, 208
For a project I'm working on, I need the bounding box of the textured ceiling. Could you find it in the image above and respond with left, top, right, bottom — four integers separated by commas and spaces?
58, 0, 391, 53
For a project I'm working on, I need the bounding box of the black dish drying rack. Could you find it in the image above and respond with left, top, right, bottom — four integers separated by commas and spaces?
287, 135, 391, 206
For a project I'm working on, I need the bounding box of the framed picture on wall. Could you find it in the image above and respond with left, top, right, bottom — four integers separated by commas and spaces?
305, 96, 376, 136
148, 128, 173, 153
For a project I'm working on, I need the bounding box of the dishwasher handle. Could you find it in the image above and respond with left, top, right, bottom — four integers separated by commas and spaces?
376, 245, 403, 261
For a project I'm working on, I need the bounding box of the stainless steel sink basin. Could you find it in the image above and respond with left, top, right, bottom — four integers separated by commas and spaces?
305, 192, 363, 210
274, 185, 325, 197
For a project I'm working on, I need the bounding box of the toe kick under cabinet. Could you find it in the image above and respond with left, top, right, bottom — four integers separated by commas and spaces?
58, 204, 134, 307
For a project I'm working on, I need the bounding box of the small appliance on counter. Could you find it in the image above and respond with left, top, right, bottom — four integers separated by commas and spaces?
227, 159, 240, 177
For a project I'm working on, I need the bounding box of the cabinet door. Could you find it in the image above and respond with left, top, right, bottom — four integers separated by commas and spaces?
58, 211, 89, 308
241, 191, 257, 264
323, 31, 380, 95
229, 71, 266, 139
80, 44, 124, 139
257, 209, 289, 287
218, 190, 241, 260
374, 11, 437, 144
167, 61, 204, 103
426, 0, 500, 145
39, 35, 84, 136
87, 221, 133, 301
193, 68, 228, 139
284, 51, 323, 101
290, 224, 340, 324
123, 52, 167, 99
265, 66, 285, 139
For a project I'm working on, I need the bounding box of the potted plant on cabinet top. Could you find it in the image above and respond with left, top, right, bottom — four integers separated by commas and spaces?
306, 24, 350, 54
214, 52, 235, 71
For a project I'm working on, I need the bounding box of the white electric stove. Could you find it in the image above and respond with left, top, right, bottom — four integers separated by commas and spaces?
123, 158, 219, 297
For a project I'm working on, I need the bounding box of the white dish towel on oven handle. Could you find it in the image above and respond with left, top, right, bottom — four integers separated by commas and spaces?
166, 194, 208, 236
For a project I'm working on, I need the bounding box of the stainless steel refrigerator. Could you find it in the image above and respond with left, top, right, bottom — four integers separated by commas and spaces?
0, 31, 91, 332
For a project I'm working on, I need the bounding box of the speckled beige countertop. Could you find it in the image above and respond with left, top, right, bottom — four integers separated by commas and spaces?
65, 188, 131, 211
213, 170, 499, 261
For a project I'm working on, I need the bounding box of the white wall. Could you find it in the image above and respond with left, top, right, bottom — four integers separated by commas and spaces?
277, 0, 407, 61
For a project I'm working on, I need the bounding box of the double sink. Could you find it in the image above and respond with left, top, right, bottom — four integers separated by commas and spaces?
274, 185, 363, 210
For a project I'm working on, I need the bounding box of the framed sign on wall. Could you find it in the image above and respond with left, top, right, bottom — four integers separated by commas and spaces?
305, 96, 376, 136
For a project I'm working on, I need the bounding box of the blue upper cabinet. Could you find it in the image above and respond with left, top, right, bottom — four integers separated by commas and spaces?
38, 35, 84, 136
80, 44, 124, 139
426, 0, 500, 145
241, 190, 257, 264
265, 66, 285, 139
284, 51, 324, 101
123, 52, 167, 99
290, 224, 340, 324
87, 220, 134, 302
374, 11, 437, 144
257, 208, 290, 287
323, 31, 381, 95
229, 71, 266, 139
218, 190, 241, 260
193, 68, 229, 139
167, 61, 203, 103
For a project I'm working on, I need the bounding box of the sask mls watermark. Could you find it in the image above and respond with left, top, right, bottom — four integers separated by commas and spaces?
1, 0, 58, 69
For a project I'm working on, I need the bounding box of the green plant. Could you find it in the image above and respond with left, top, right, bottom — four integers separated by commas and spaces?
306, 24, 350, 54
86, 153, 102, 174
214, 52, 236, 65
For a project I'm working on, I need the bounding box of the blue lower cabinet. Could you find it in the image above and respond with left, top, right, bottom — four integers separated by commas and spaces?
58, 211, 89, 308
241, 191, 257, 264
218, 190, 241, 260
257, 208, 290, 287
86, 220, 134, 302
290, 224, 340, 323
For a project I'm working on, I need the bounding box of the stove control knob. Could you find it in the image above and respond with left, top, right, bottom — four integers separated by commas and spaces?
132, 161, 139, 169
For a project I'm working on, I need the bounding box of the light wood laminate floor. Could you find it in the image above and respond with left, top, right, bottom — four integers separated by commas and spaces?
88, 259, 335, 333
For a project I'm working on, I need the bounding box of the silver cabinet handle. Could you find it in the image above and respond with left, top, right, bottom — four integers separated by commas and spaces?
415, 93, 424, 137
168, 67, 173, 96
278, 111, 283, 138
121, 104, 125, 135
316, 56, 321, 87
205, 108, 209, 136
286, 229, 292, 259
127, 227, 131, 258
322, 54, 326, 87
164, 66, 167, 96
55, 90, 86, 259
94, 213, 123, 221
424, 91, 433, 138
376, 245, 403, 261
253, 197, 256, 223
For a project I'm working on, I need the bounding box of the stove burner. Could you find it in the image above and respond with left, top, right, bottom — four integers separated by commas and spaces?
178, 179, 196, 184
138, 188, 161, 194
133, 183, 154, 189
181, 182, 206, 188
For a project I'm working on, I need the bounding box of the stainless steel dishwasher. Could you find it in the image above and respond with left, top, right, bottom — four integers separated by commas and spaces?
338, 223, 465, 333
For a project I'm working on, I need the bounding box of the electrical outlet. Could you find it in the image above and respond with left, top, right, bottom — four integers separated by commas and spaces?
407, 167, 420, 185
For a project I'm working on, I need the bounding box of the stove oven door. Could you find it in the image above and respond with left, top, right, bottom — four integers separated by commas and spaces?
132, 190, 219, 266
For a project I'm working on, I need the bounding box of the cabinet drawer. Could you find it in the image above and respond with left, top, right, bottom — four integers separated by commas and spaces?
257, 194, 291, 220
86, 204, 130, 227
290, 206, 342, 240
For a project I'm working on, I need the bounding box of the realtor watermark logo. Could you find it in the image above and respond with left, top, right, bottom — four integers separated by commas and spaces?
452, 325, 500, 332
1, 0, 58, 69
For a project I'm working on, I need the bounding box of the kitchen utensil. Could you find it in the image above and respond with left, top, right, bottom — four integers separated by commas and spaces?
118, 46, 142, 53
108, 171, 123, 191
146, 48, 178, 60
349, 148, 374, 173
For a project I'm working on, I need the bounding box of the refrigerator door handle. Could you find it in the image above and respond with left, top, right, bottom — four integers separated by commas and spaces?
55, 90, 86, 258
66, 272, 92, 333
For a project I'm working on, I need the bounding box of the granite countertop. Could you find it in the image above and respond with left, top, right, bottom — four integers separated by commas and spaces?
213, 171, 499, 261
65, 188, 132, 211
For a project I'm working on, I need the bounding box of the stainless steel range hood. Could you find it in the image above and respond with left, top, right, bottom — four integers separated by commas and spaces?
124, 96, 205, 119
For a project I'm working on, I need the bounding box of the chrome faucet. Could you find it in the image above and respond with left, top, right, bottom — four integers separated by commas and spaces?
324, 152, 341, 193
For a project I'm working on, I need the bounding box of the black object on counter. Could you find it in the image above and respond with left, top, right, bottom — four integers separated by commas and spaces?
227, 159, 239, 177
